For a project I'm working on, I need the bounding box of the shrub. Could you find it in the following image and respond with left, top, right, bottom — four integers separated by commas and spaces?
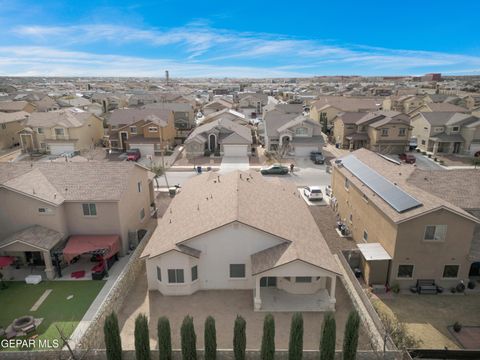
204, 316, 217, 360
261, 314, 275, 360
204, 150, 211, 156
134, 314, 150, 360
453, 322, 462, 332
434, 157, 438, 162
181, 315, 197, 360
390, 283, 400, 294
214, 149, 221, 157
104, 312, 122, 360
158, 317, 172, 360
342, 310, 360, 360
427, 154, 432, 158
233, 315, 246, 360
320, 312, 336, 360
288, 312, 303, 360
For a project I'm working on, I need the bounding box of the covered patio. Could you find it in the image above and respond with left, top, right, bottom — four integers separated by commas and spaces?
429, 133, 465, 154
0, 225, 64, 280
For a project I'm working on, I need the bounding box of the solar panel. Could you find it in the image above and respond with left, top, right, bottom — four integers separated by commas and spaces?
341, 155, 422, 213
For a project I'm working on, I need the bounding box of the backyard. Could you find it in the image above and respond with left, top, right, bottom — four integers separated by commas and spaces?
0, 280, 105, 351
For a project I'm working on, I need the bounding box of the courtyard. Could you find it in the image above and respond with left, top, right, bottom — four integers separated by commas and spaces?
116, 270, 371, 351
0, 280, 105, 350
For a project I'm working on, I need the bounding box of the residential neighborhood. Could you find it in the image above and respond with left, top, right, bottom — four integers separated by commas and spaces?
1, 1, 480, 359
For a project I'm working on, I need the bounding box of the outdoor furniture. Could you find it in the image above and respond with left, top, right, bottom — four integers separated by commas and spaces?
12, 316, 35, 332
23, 324, 36, 334
416, 279, 438, 294
71, 270, 86, 279
25, 275, 42, 284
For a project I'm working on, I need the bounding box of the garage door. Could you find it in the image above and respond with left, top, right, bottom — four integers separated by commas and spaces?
469, 143, 480, 156
48, 143, 75, 155
130, 144, 155, 157
224, 145, 248, 157
295, 145, 318, 157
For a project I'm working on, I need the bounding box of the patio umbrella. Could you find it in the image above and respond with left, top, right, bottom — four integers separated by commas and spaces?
0, 256, 14, 268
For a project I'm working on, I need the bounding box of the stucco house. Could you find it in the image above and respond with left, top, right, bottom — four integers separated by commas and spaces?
410, 112, 480, 155
202, 98, 234, 116
107, 109, 176, 156
143, 102, 195, 142
184, 118, 252, 157
407, 102, 467, 118
331, 149, 480, 290
0, 111, 29, 150
141, 170, 341, 311
200, 108, 249, 126
18, 108, 104, 155
0, 162, 154, 280
332, 111, 412, 153
0, 100, 36, 114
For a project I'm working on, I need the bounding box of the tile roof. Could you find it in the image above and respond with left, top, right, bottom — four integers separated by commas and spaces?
141, 170, 340, 275
312, 96, 381, 112
25, 108, 94, 128
0, 111, 29, 124
0, 161, 143, 204
108, 108, 172, 126
0, 225, 64, 250
0, 100, 33, 112
185, 118, 252, 144
419, 112, 479, 126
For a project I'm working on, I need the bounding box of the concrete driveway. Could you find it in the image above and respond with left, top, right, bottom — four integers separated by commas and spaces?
219, 156, 250, 173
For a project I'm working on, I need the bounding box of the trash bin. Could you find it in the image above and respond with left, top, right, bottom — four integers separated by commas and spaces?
197, 166, 202, 174
335, 143, 340, 149
169, 187, 177, 197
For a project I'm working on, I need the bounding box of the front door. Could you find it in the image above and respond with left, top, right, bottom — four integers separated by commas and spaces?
260, 277, 277, 287
120, 132, 128, 151
453, 142, 461, 154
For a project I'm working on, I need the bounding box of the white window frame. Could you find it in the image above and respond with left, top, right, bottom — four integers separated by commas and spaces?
37, 127, 44, 134
191, 265, 198, 282
148, 127, 158, 132
140, 208, 145, 221
398, 128, 406, 136
167, 269, 184, 284
38, 207, 53, 215
229, 264, 246, 279
424, 225, 447, 241
54, 127, 65, 136
442, 264, 459, 279
82, 203, 97, 217
381, 128, 389, 136
451, 126, 460, 133
130, 126, 137, 134
137, 181, 142, 193
156, 266, 162, 282
397, 264, 414, 279
363, 230, 368, 242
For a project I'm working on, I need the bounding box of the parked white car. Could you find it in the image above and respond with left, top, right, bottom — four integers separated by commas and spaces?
303, 186, 323, 201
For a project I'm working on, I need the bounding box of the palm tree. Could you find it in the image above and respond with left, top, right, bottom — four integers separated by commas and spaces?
150, 164, 167, 189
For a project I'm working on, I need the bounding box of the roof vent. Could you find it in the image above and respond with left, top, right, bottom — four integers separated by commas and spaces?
217, 176, 220, 182
240, 173, 242, 179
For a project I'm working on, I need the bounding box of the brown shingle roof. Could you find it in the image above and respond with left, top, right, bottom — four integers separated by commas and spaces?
0, 225, 64, 250
141, 171, 340, 275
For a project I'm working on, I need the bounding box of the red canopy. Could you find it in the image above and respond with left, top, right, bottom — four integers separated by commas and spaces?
63, 235, 120, 263
0, 256, 14, 268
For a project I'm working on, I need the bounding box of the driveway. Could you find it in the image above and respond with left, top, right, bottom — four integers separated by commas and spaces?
412, 153, 444, 170
116, 270, 370, 351
219, 156, 250, 173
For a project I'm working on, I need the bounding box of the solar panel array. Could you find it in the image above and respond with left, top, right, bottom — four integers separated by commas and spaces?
341, 155, 422, 213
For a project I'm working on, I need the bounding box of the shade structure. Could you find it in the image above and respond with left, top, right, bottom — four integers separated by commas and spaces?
0, 256, 14, 268
63, 235, 120, 263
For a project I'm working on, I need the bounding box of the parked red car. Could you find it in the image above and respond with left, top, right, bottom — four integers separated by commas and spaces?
126, 148, 141, 161
399, 153, 416, 164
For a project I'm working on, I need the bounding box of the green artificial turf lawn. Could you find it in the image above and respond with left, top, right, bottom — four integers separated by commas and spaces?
0, 280, 105, 350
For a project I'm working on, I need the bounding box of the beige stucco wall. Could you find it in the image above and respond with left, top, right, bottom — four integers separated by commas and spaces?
69, 115, 104, 150
410, 115, 431, 151
0, 120, 24, 149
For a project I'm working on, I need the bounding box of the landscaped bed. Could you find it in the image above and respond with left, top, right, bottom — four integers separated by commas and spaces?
0, 280, 105, 351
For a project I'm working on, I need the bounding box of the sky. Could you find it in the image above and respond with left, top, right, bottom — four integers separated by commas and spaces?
0, 0, 479, 78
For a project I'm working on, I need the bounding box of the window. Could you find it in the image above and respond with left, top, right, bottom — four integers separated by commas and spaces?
421, 140, 426, 145
191, 265, 198, 281
140, 208, 145, 221
452, 126, 460, 133
434, 127, 444, 133
363, 230, 368, 242
443, 265, 459, 278
398, 128, 406, 136
168, 269, 184, 283
148, 127, 158, 132
260, 277, 277, 287
381, 128, 389, 136
1, 124, 5, 130
82, 203, 97, 216
344, 178, 350, 190
137, 181, 142, 193
40, 143, 46, 149
38, 207, 53, 214
295, 277, 312, 283
156, 266, 162, 281
229, 264, 246, 278
424, 225, 447, 241
130, 126, 137, 134
37, 127, 44, 134
54, 128, 65, 136
397, 265, 414, 278
295, 127, 309, 136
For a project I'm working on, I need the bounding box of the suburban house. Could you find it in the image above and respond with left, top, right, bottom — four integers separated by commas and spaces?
261, 103, 301, 149
309, 96, 381, 129
201, 108, 249, 126
331, 149, 480, 289
410, 112, 480, 155
0, 100, 36, 113
143, 102, 195, 142
332, 111, 412, 153
202, 98, 234, 116
18, 108, 104, 155
31, 96, 60, 112
141, 170, 341, 311
407, 102, 467, 118
0, 162, 154, 280
263, 104, 324, 156
0, 111, 29, 150
382, 95, 424, 113
184, 118, 252, 157
237, 93, 268, 118
465, 95, 480, 110
106, 109, 176, 156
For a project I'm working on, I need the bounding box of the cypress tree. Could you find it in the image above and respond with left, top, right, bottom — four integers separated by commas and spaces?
342, 310, 360, 360
260, 313, 275, 360
134, 313, 151, 360
158, 316, 172, 360
233, 315, 246, 360
104, 311, 122, 360
288, 312, 303, 360
204, 316, 217, 360
181, 315, 197, 360
319, 312, 336, 360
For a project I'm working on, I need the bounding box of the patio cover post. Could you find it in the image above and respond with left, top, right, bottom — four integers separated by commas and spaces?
43, 250, 55, 280
329, 275, 337, 311
254, 276, 262, 310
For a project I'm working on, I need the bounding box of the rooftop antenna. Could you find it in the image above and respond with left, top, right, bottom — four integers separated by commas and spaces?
165, 70, 170, 86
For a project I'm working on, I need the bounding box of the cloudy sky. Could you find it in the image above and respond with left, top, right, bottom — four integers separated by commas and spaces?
0, 0, 479, 77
